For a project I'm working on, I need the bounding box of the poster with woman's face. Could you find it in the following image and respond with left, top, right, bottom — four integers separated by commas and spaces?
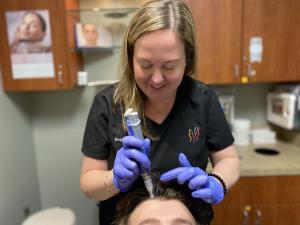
75, 23, 113, 50
5, 10, 54, 79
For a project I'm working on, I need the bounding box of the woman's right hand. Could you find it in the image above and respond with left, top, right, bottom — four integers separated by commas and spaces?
113, 136, 151, 192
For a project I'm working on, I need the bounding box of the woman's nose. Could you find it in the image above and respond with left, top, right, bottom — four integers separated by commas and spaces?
23, 24, 30, 30
151, 69, 164, 84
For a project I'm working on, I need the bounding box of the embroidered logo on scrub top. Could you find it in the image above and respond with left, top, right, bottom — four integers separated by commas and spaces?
188, 126, 200, 143
114, 137, 122, 142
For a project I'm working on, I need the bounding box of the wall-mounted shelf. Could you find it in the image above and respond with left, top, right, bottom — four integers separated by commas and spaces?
86, 79, 119, 87
67, 7, 138, 16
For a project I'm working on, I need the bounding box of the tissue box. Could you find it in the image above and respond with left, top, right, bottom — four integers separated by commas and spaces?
250, 128, 277, 144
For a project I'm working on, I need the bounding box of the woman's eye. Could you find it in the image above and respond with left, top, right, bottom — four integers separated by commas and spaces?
141, 64, 152, 69
164, 65, 175, 70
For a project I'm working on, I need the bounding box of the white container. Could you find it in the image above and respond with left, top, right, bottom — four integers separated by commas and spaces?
250, 128, 277, 144
232, 119, 251, 146
77, 71, 88, 86
22, 207, 76, 225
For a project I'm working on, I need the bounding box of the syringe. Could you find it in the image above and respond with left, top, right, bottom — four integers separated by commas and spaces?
124, 108, 154, 198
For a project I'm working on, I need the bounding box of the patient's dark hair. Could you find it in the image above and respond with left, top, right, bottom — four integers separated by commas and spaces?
114, 172, 213, 225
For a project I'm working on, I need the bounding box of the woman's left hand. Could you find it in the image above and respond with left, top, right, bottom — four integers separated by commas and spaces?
160, 153, 224, 204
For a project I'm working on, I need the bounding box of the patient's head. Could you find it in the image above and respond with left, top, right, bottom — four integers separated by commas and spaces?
114, 173, 213, 225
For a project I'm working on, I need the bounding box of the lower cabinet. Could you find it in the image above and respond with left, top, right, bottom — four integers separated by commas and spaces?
211, 176, 300, 225
255, 204, 300, 225
212, 205, 247, 225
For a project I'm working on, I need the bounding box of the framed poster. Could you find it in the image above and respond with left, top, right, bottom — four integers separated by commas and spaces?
5, 10, 55, 79
75, 23, 113, 50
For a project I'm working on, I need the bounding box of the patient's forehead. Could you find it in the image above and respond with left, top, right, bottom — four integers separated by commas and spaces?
128, 199, 196, 225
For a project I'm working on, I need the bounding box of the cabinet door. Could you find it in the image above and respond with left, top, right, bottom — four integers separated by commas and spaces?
211, 178, 252, 225
0, 0, 79, 91
275, 204, 300, 225
242, 0, 300, 82
186, 0, 242, 84
211, 205, 248, 225
251, 204, 300, 225
212, 176, 300, 225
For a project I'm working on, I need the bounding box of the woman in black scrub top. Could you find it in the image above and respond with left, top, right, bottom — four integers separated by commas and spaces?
80, 1, 240, 224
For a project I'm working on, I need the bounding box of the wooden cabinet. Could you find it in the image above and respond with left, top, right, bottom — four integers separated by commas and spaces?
0, 0, 82, 91
242, 0, 300, 83
186, 0, 242, 84
211, 176, 300, 225
186, 0, 300, 84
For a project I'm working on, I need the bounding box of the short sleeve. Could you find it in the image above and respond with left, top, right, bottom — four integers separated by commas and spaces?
81, 94, 111, 159
205, 88, 234, 151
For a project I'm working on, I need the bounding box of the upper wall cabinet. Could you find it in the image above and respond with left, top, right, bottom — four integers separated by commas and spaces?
187, 0, 242, 84
242, 0, 300, 83
0, 0, 83, 91
186, 0, 300, 84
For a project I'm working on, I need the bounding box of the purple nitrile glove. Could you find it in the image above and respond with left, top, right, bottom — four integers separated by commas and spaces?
160, 153, 224, 204
113, 136, 151, 192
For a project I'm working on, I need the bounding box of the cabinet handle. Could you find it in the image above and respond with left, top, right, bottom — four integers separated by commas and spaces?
242, 205, 251, 225
247, 63, 256, 77
57, 64, 63, 85
233, 64, 239, 78
255, 209, 262, 225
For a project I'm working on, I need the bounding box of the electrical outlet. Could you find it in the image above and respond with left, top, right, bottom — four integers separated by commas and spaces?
23, 206, 30, 219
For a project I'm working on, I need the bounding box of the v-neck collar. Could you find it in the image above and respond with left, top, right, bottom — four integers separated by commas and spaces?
146, 79, 186, 130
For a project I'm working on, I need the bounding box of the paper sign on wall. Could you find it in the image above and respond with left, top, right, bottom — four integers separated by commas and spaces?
249, 37, 263, 63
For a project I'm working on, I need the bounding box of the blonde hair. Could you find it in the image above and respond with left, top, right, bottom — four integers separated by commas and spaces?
113, 0, 197, 137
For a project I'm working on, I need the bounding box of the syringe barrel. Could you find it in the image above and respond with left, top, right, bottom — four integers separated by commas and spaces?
124, 109, 144, 140
124, 108, 154, 198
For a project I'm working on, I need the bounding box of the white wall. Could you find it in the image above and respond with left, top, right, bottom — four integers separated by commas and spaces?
0, 72, 40, 225
214, 83, 273, 126
30, 42, 122, 225
31, 87, 103, 225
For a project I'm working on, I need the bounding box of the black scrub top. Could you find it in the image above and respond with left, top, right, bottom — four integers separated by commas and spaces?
82, 75, 234, 225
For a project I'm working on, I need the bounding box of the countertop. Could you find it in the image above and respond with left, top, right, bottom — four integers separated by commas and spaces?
208, 141, 300, 177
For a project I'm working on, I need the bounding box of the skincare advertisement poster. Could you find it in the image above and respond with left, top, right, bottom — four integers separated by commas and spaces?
5, 10, 54, 79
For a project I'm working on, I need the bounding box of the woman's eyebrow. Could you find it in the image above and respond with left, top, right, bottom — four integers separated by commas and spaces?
137, 217, 194, 225
136, 58, 152, 63
172, 218, 194, 225
138, 218, 160, 225
164, 59, 180, 64
135, 58, 181, 64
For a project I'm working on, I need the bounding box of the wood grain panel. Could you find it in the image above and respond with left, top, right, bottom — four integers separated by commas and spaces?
185, 0, 242, 84
242, 0, 300, 82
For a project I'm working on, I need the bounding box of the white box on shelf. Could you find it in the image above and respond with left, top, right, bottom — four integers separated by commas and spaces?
77, 71, 88, 86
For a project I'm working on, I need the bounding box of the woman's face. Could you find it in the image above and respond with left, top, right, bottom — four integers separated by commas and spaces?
133, 29, 186, 103
82, 24, 99, 46
18, 13, 45, 41
128, 199, 196, 225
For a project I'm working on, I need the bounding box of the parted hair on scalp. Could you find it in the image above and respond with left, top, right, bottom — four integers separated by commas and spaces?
114, 172, 213, 225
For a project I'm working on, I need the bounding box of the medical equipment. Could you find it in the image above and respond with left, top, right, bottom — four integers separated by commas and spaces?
124, 108, 154, 198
